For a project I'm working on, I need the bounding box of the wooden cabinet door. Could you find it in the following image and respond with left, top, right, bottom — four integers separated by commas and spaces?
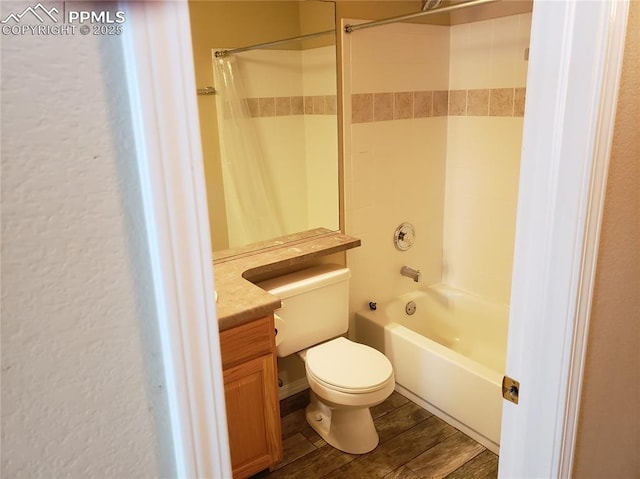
224, 353, 282, 479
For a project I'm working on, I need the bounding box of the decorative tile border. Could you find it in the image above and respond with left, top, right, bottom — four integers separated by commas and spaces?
245, 95, 337, 118
352, 88, 526, 123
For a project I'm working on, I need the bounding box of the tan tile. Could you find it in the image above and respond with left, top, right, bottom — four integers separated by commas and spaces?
271, 433, 318, 471
514, 87, 526, 117
432, 90, 449, 117
371, 391, 410, 419
375, 402, 432, 443
448, 90, 467, 116
279, 390, 309, 417
280, 409, 313, 439
384, 466, 421, 479
325, 95, 337, 115
239, 98, 248, 110
489, 88, 514, 117
291, 96, 304, 115
259, 97, 276, 117
313, 95, 325, 115
407, 431, 485, 479
302, 426, 326, 449
352, 93, 373, 123
275, 97, 291, 116
443, 450, 498, 479
467, 89, 490, 116
413, 91, 433, 118
326, 416, 456, 478
246, 97, 260, 118
304, 96, 314, 115
394, 92, 413, 120
265, 388, 495, 479
374, 92, 394, 122
271, 444, 357, 479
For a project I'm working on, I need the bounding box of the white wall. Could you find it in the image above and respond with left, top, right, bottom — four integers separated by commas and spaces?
1, 7, 173, 478
444, 117, 523, 304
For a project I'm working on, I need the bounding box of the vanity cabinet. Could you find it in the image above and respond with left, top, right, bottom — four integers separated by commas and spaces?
220, 314, 282, 478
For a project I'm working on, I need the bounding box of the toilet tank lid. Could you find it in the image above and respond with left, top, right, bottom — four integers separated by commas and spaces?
256, 264, 350, 298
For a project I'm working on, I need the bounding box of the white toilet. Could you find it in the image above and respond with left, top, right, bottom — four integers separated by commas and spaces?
258, 264, 395, 454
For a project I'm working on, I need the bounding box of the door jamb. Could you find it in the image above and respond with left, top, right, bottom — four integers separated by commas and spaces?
122, 2, 231, 477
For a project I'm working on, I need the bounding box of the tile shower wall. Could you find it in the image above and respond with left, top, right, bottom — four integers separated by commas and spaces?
444, 13, 530, 304
303, 46, 339, 231
233, 49, 308, 234
343, 21, 450, 330
230, 46, 338, 235
351, 87, 526, 122
343, 13, 531, 328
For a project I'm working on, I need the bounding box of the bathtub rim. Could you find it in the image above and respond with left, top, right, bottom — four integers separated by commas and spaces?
355, 284, 509, 378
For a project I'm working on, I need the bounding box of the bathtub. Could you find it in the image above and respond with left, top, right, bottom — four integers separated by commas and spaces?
355, 284, 509, 453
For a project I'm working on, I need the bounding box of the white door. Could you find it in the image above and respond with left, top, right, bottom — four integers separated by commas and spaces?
498, 1, 630, 477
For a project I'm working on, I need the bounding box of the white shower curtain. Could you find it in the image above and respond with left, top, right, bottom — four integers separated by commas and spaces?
212, 54, 285, 247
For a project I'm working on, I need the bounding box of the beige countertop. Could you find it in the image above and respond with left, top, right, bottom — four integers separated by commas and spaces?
214, 229, 361, 331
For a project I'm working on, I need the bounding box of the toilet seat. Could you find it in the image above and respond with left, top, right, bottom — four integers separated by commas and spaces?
306, 337, 394, 394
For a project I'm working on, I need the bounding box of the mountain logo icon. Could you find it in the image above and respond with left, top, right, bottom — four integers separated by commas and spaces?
1, 3, 59, 24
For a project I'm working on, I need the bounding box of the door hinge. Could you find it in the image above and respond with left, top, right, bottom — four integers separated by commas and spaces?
502, 375, 520, 404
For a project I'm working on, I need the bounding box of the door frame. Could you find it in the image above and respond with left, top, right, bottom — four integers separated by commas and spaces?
121, 0, 630, 477
121, 2, 231, 477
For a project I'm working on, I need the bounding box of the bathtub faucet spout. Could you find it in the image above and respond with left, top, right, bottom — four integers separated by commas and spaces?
401, 266, 421, 282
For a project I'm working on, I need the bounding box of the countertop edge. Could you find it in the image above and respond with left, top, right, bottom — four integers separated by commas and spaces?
215, 232, 361, 331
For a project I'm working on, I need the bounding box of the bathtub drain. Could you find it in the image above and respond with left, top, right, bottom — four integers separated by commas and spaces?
405, 301, 417, 315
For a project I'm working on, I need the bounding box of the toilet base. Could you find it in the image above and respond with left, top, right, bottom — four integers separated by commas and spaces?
305, 391, 379, 454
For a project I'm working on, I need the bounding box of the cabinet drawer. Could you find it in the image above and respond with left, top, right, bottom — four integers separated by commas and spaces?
220, 315, 275, 369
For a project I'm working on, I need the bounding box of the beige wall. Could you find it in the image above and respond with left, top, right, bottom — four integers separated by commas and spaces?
189, 1, 302, 250
299, 0, 337, 49
189, 1, 339, 252
573, 1, 640, 476
190, 1, 534, 252
334, 0, 532, 26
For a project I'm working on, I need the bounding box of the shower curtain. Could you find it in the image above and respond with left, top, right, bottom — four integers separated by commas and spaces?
213, 54, 285, 247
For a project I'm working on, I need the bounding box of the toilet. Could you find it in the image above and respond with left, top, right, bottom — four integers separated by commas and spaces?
258, 264, 395, 454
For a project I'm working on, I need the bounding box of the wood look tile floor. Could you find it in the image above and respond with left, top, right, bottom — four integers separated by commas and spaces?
251, 389, 498, 479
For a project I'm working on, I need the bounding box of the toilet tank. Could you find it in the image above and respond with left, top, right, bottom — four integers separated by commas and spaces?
257, 264, 350, 357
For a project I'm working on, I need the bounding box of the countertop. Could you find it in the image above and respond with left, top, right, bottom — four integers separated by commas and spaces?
214, 229, 361, 331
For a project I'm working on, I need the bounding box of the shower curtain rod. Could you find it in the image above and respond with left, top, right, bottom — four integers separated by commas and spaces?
214, 29, 336, 58
344, 0, 498, 33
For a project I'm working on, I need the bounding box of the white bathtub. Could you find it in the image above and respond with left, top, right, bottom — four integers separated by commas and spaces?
355, 284, 509, 453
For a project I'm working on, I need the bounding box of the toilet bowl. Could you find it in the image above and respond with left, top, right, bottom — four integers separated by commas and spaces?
302, 337, 395, 454
257, 264, 395, 454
